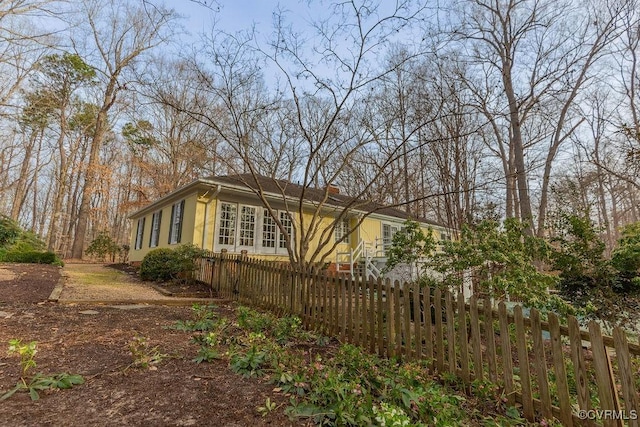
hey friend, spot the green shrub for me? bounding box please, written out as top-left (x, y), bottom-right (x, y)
top-left (86, 231), bottom-right (120, 261)
top-left (0, 250), bottom-right (61, 265)
top-left (0, 216), bottom-right (45, 252)
top-left (139, 248), bottom-right (175, 281)
top-left (0, 216), bottom-right (21, 248)
top-left (139, 244), bottom-right (206, 282)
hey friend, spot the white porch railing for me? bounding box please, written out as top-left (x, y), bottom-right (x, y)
top-left (336, 240), bottom-right (384, 280)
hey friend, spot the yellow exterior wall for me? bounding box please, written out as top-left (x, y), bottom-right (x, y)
top-left (130, 187), bottom-right (452, 264)
top-left (129, 193), bottom-right (199, 262)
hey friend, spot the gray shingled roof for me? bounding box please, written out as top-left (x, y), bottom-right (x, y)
top-left (205, 173), bottom-right (447, 228)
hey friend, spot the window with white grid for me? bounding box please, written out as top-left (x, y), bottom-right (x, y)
top-left (218, 202), bottom-right (236, 246)
top-left (262, 209), bottom-right (277, 248)
top-left (279, 211), bottom-right (292, 249)
top-left (239, 206), bottom-right (256, 246)
top-left (334, 218), bottom-right (350, 243)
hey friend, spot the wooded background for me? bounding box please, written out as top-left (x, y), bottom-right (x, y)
top-left (0, 0), bottom-right (639, 258)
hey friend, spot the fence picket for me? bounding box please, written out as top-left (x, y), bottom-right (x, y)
top-left (192, 254), bottom-right (639, 427)
top-left (457, 293), bottom-right (470, 384)
top-left (376, 277), bottom-right (384, 357)
top-left (469, 296), bottom-right (483, 381)
top-left (445, 290), bottom-right (456, 374)
top-left (393, 280), bottom-right (402, 358)
top-left (369, 277), bottom-right (376, 354)
top-left (424, 287), bottom-right (433, 363)
top-left (413, 282), bottom-right (423, 360)
top-left (548, 313), bottom-right (573, 427)
top-left (514, 305), bottom-right (534, 421)
top-left (589, 321), bottom-right (621, 427)
top-left (483, 297), bottom-right (498, 383)
top-left (613, 327), bottom-right (639, 427)
top-left (403, 282), bottom-right (412, 360)
top-left (434, 288), bottom-right (444, 371)
top-left (498, 302), bottom-right (514, 406)
top-left (530, 308), bottom-right (552, 420)
top-left (340, 274), bottom-right (347, 341)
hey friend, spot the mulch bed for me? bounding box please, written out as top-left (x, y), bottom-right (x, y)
top-left (0, 263), bottom-right (300, 426)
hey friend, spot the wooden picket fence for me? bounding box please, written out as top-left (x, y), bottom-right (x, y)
top-left (195, 253), bottom-right (640, 426)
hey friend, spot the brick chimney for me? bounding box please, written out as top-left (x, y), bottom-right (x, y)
top-left (327, 184), bottom-right (340, 194)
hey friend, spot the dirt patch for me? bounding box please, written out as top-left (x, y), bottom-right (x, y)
top-left (0, 268), bottom-right (17, 281)
top-left (0, 263), bottom-right (60, 304)
top-left (0, 263), bottom-right (300, 426)
top-left (59, 263), bottom-right (175, 302)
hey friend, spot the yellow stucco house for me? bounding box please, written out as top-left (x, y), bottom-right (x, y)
top-left (128, 174), bottom-right (452, 278)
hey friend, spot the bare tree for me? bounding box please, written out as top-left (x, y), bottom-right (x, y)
top-left (69, 0), bottom-right (177, 258)
top-left (453, 0), bottom-right (627, 235)
top-left (163, 1), bottom-right (448, 269)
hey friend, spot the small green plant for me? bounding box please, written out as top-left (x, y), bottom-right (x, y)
top-left (193, 346), bottom-right (220, 364)
top-left (128, 335), bottom-right (167, 369)
top-left (257, 397), bottom-right (278, 417)
top-left (273, 315), bottom-right (302, 344)
top-left (1, 339), bottom-right (84, 401)
top-left (372, 402), bottom-right (412, 426)
top-left (230, 346), bottom-right (268, 377)
top-left (237, 306), bottom-right (273, 333)
top-left (172, 304), bottom-right (218, 332)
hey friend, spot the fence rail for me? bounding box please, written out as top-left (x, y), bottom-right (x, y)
top-left (196, 253), bottom-right (639, 427)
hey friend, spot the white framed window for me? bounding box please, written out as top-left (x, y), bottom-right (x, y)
top-left (279, 211), bottom-right (293, 250)
top-left (218, 202), bottom-right (237, 246)
top-left (134, 217), bottom-right (145, 250)
top-left (382, 223), bottom-right (400, 254)
top-left (334, 218), bottom-right (350, 244)
top-left (214, 202), bottom-right (293, 254)
top-left (168, 200), bottom-right (185, 244)
top-left (149, 211), bottom-right (162, 248)
top-left (239, 206), bottom-right (256, 246)
top-left (262, 209), bottom-right (277, 248)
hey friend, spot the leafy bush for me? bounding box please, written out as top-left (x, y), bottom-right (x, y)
top-left (139, 248), bottom-right (178, 281)
top-left (0, 215), bottom-right (59, 265)
top-left (0, 250), bottom-right (62, 265)
top-left (86, 231), bottom-right (120, 261)
top-left (384, 220), bottom-right (436, 273)
top-left (611, 222), bottom-right (640, 292)
top-left (139, 244), bottom-right (205, 282)
top-left (0, 216), bottom-right (21, 248)
top-left (431, 218), bottom-right (558, 307)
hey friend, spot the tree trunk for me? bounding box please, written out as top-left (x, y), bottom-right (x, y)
top-left (70, 107), bottom-right (109, 258)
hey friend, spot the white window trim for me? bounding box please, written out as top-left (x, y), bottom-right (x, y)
top-left (381, 222), bottom-right (401, 254)
top-left (149, 211), bottom-right (162, 248)
top-left (214, 201), bottom-right (294, 255)
top-left (135, 217), bottom-right (145, 250)
top-left (334, 217), bottom-right (351, 244)
top-left (237, 205), bottom-right (257, 249)
top-left (168, 200), bottom-right (185, 245)
top-left (215, 201), bottom-right (237, 252)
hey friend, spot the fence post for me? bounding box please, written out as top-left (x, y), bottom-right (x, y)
top-left (589, 321), bottom-right (622, 427)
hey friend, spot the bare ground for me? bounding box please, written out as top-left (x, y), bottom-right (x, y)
top-left (0, 263), bottom-right (299, 427)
